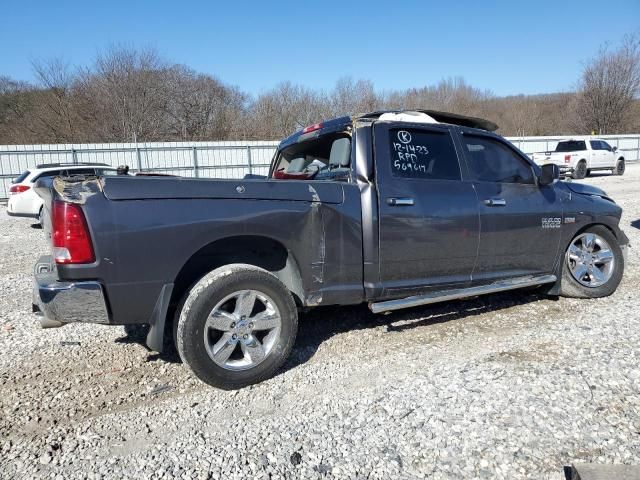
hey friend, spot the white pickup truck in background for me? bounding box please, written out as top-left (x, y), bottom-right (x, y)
top-left (531, 138), bottom-right (625, 179)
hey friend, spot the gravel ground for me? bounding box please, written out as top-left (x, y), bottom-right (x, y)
top-left (1, 166), bottom-right (639, 480)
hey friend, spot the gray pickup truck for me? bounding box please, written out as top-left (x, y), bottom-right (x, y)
top-left (33, 110), bottom-right (629, 389)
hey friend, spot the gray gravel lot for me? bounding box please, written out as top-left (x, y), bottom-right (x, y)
top-left (1, 166), bottom-right (639, 479)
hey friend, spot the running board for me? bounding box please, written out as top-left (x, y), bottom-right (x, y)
top-left (369, 275), bottom-right (557, 314)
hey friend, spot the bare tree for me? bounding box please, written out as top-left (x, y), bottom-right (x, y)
top-left (249, 82), bottom-right (328, 139)
top-left (75, 46), bottom-right (171, 142)
top-left (163, 65), bottom-right (247, 140)
top-left (329, 77), bottom-right (378, 117)
top-left (576, 34), bottom-right (640, 134)
top-left (30, 58), bottom-right (81, 142)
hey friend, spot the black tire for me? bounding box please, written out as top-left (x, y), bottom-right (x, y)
top-left (613, 159), bottom-right (625, 176)
top-left (176, 264), bottom-right (298, 389)
top-left (560, 225), bottom-right (624, 299)
top-left (572, 160), bottom-right (587, 179)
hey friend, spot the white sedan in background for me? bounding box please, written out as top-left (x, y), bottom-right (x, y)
top-left (7, 163), bottom-right (119, 223)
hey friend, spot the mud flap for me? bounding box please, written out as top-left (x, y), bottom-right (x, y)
top-left (145, 283), bottom-right (174, 352)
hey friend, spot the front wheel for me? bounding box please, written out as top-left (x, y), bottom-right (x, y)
top-left (176, 264), bottom-right (298, 389)
top-left (560, 226), bottom-right (624, 298)
top-left (613, 159), bottom-right (625, 176)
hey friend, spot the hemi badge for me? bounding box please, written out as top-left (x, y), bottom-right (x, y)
top-left (564, 217), bottom-right (576, 224)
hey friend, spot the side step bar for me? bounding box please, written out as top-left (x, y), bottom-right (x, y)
top-left (369, 274), bottom-right (557, 314)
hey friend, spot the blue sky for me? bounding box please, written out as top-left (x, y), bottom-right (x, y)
top-left (1, 0), bottom-right (639, 97)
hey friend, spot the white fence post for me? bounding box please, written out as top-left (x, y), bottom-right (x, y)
top-left (246, 146), bottom-right (253, 175)
top-left (192, 147), bottom-right (199, 178)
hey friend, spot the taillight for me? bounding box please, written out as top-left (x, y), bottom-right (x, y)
top-left (564, 155), bottom-right (571, 163)
top-left (52, 201), bottom-right (95, 264)
top-left (9, 184), bottom-right (30, 195)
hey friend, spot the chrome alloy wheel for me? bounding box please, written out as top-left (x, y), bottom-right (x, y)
top-left (566, 233), bottom-right (615, 288)
top-left (204, 289), bottom-right (281, 371)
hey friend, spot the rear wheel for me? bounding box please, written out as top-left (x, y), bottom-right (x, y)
top-left (572, 160), bottom-right (587, 179)
top-left (613, 159), bottom-right (625, 176)
top-left (560, 226), bottom-right (623, 298)
top-left (176, 264), bottom-right (298, 389)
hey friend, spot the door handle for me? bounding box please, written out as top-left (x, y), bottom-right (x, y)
top-left (386, 197), bottom-right (414, 206)
top-left (484, 198), bottom-right (506, 207)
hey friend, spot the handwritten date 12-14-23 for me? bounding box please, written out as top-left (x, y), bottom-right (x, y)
top-left (392, 141), bottom-right (430, 173)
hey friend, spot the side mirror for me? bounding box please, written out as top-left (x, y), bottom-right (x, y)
top-left (539, 163), bottom-right (559, 186)
top-left (612, 146), bottom-right (618, 152)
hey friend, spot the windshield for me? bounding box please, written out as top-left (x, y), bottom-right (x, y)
top-left (555, 140), bottom-right (586, 152)
top-left (12, 170), bottom-right (31, 184)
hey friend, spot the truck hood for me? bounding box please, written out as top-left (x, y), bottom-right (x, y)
top-left (562, 181), bottom-right (612, 200)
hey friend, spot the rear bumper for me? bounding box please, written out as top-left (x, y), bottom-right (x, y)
top-left (7, 193), bottom-right (40, 217)
top-left (7, 210), bottom-right (38, 219)
top-left (32, 255), bottom-right (110, 326)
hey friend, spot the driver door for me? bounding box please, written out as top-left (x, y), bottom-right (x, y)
top-left (457, 130), bottom-right (563, 282)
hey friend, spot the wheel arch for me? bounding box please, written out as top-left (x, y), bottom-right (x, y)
top-left (546, 221), bottom-right (621, 296)
top-left (568, 222), bottom-right (621, 246)
top-left (169, 235), bottom-right (305, 314)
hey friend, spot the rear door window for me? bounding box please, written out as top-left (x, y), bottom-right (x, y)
top-left (33, 170), bottom-right (63, 181)
top-left (590, 140), bottom-right (603, 150)
top-left (388, 128), bottom-right (460, 180)
top-left (13, 170), bottom-right (31, 184)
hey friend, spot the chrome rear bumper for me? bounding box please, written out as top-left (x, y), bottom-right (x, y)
top-left (32, 255), bottom-right (109, 327)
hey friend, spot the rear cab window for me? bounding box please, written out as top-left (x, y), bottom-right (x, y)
top-left (555, 140), bottom-right (586, 152)
top-left (388, 128), bottom-right (460, 180)
top-left (272, 132), bottom-right (352, 182)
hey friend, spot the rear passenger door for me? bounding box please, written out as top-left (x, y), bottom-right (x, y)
top-left (374, 123), bottom-right (479, 298)
top-left (457, 130), bottom-right (562, 282)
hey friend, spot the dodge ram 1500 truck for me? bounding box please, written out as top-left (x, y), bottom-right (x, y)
top-left (530, 138), bottom-right (626, 179)
top-left (32, 110), bottom-right (630, 389)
